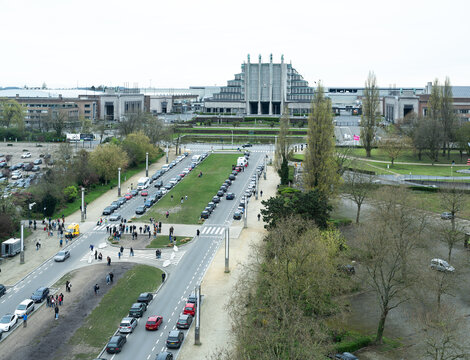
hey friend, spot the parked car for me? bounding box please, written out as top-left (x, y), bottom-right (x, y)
top-left (144, 200), bottom-right (153, 208)
top-left (54, 250), bottom-right (71, 262)
top-left (119, 316), bottom-right (138, 333)
top-left (141, 190), bottom-right (148, 196)
top-left (11, 172), bottom-right (22, 180)
top-left (242, 143), bottom-right (252, 148)
top-left (109, 213), bottom-right (122, 221)
top-left (145, 315), bottom-right (163, 330)
top-left (229, 174), bottom-right (236, 181)
top-left (441, 212), bottom-right (454, 220)
top-left (129, 302), bottom-right (147, 317)
top-left (14, 299), bottom-right (35, 317)
top-left (183, 303), bottom-right (196, 317)
top-left (226, 193), bottom-right (235, 200)
top-left (156, 352), bottom-right (173, 360)
top-left (0, 314), bottom-right (17, 332)
top-left (135, 206), bottom-right (146, 215)
top-left (176, 314), bottom-right (193, 329)
top-left (207, 202), bottom-right (217, 212)
top-left (154, 180), bottom-right (163, 188)
top-left (212, 196), bottom-right (220, 203)
top-left (102, 206), bottom-right (114, 215)
top-left (164, 183), bottom-right (173, 190)
top-left (10, 163), bottom-right (24, 171)
top-left (431, 258), bottom-right (455, 273)
top-left (216, 190), bottom-right (224, 197)
top-left (117, 197), bottom-right (127, 206)
top-left (31, 165), bottom-right (40, 172)
top-left (130, 189), bottom-right (139, 196)
top-left (124, 193), bottom-right (133, 200)
top-left (220, 185), bottom-right (228, 192)
top-left (111, 201), bottom-right (120, 209)
top-left (200, 210), bottom-right (210, 219)
top-left (224, 179), bottom-right (232, 186)
top-left (31, 287), bottom-right (49, 302)
top-left (233, 211), bottom-right (242, 220)
top-left (24, 163), bottom-right (34, 171)
top-left (33, 159), bottom-right (42, 165)
top-left (231, 170), bottom-right (238, 176)
top-left (333, 353), bottom-right (358, 360)
top-left (106, 335), bottom-right (127, 354)
top-left (0, 285), bottom-right (6, 297)
top-left (166, 330), bottom-right (184, 349)
top-left (137, 292), bottom-right (153, 304)
top-left (21, 152), bottom-right (32, 158)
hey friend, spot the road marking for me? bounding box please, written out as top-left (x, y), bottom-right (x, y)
top-left (160, 332), bottom-right (163, 337)
top-left (164, 325), bottom-right (167, 329)
top-left (152, 346), bottom-right (155, 352)
top-left (171, 312), bottom-right (174, 316)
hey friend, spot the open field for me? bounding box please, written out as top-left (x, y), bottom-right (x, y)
top-left (146, 235), bottom-right (190, 248)
top-left (143, 154), bottom-right (240, 224)
top-left (349, 148), bottom-right (468, 164)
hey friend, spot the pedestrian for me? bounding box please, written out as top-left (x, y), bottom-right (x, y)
top-left (109, 272), bottom-right (114, 282)
top-left (59, 239), bottom-right (63, 247)
top-left (185, 195), bottom-right (188, 201)
top-left (118, 251), bottom-right (121, 260)
top-left (51, 296), bottom-right (55, 308)
top-left (197, 229), bottom-right (200, 237)
top-left (94, 283), bottom-right (99, 295)
top-left (36, 241), bottom-right (40, 251)
top-left (148, 230), bottom-right (151, 239)
top-left (139, 226), bottom-right (142, 234)
top-left (260, 190), bottom-right (263, 197)
top-left (156, 249), bottom-right (160, 259)
top-left (107, 256), bottom-right (111, 266)
top-left (33, 220), bottom-right (37, 230)
top-left (166, 211), bottom-right (169, 219)
top-left (95, 250), bottom-right (98, 260)
top-left (130, 247), bottom-right (134, 256)
top-left (120, 246), bottom-right (124, 254)
top-left (106, 225), bottom-right (109, 233)
top-left (90, 244), bottom-right (94, 252)
top-left (23, 313), bottom-right (27, 327)
top-left (65, 281), bottom-right (71, 292)
top-left (54, 305), bottom-right (59, 320)
top-left (161, 273), bottom-right (166, 283)
top-left (46, 295), bottom-right (51, 307)
top-left (181, 197), bottom-right (184, 204)
top-left (59, 293), bottom-right (63, 305)
top-left (98, 253), bottom-right (103, 261)
top-left (106, 274), bottom-right (110, 285)
top-left (257, 213), bottom-right (261, 221)
top-left (171, 195), bottom-right (173, 201)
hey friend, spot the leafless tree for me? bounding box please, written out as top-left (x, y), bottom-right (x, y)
top-left (343, 166), bottom-right (375, 224)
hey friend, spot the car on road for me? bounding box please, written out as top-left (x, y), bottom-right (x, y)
top-left (124, 193), bottom-right (133, 200)
top-left (233, 211), bottom-right (242, 220)
top-left (129, 302), bottom-right (147, 317)
top-left (145, 315), bottom-right (163, 330)
top-left (0, 285), bottom-right (6, 297)
top-left (231, 170), bottom-right (238, 176)
top-left (102, 206), bottom-right (114, 215)
top-left (212, 196), bottom-right (220, 203)
top-left (154, 180), bottom-right (163, 188)
top-left (54, 250), bottom-right (71, 262)
top-left (204, 206), bottom-right (213, 214)
top-left (137, 292), bottom-right (153, 304)
top-left (106, 335), bottom-right (127, 354)
top-left (144, 199), bottom-right (153, 208)
top-left (135, 206), bottom-right (146, 215)
top-left (179, 172), bottom-right (186, 178)
top-left (176, 314), bottom-right (193, 329)
top-left (242, 143), bottom-right (252, 148)
top-left (130, 189), bottom-right (139, 197)
top-left (431, 258), bottom-right (455, 273)
top-left (119, 316), bottom-right (138, 333)
top-left (183, 302), bottom-right (196, 316)
top-left (219, 185), bottom-right (228, 192)
top-left (166, 330), bottom-right (184, 349)
top-left (141, 190), bottom-right (148, 196)
top-left (200, 210), bottom-right (210, 219)
top-left (0, 314), bottom-right (18, 332)
top-left (117, 197), bottom-right (127, 206)
top-left (109, 213), bottom-right (122, 221)
top-left (207, 202), bottom-right (217, 212)
top-left (33, 159), bottom-right (42, 165)
top-left (164, 183), bottom-right (173, 190)
top-left (229, 174), bottom-right (236, 181)
top-left (441, 212), bottom-right (454, 220)
top-left (217, 190), bottom-right (224, 197)
top-left (31, 165), bottom-right (40, 172)
top-left (31, 287), bottom-right (49, 302)
top-left (226, 192), bottom-right (235, 200)
top-left (21, 152), bottom-right (32, 158)
top-left (156, 351), bottom-right (173, 360)
top-left (14, 299), bottom-right (35, 317)
top-left (110, 201), bottom-right (120, 210)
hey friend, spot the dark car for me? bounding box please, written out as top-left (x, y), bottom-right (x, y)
top-left (10, 163), bottom-right (24, 171)
top-left (31, 165), bottom-right (40, 172)
top-left (24, 163), bottom-right (34, 171)
top-left (229, 174), bottom-right (236, 181)
top-left (441, 212), bottom-right (454, 220)
top-left (212, 196), bottom-right (220, 203)
top-left (244, 151), bottom-right (250, 157)
top-left (102, 206), bottom-right (114, 215)
top-left (130, 189), bottom-right (139, 197)
top-left (0, 285), bottom-right (6, 297)
top-left (155, 190), bottom-right (163, 199)
top-left (176, 314), bottom-right (193, 329)
top-left (109, 203), bottom-right (118, 212)
top-left (226, 193), bottom-right (235, 200)
top-left (149, 194), bottom-right (158, 203)
top-left (201, 210), bottom-right (210, 219)
top-left (137, 292), bottom-right (153, 304)
top-left (144, 200), bottom-right (153, 208)
top-left (156, 351), bottom-right (173, 360)
top-left (111, 201), bottom-right (120, 209)
top-left (219, 185), bottom-right (228, 192)
top-left (31, 287), bottom-right (49, 303)
top-left (231, 170), bottom-right (238, 176)
top-left (233, 211), bottom-right (242, 220)
top-left (117, 197), bottom-right (127, 206)
top-left (165, 183), bottom-right (173, 190)
top-left (106, 335), bottom-right (127, 354)
top-left (154, 180), bottom-right (163, 188)
top-left (166, 330), bottom-right (184, 349)
top-left (33, 159), bottom-right (42, 165)
top-left (135, 206), bottom-right (146, 215)
top-left (187, 292), bottom-right (197, 304)
top-left (242, 143), bottom-right (252, 148)
top-left (224, 179), bottom-right (232, 186)
top-left (129, 302), bottom-right (147, 317)
top-left (204, 206), bottom-right (213, 214)
top-left (207, 202), bottom-right (216, 211)
top-left (217, 190), bottom-right (224, 197)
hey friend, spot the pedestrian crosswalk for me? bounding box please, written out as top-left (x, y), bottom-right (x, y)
top-left (79, 247), bottom-right (186, 266)
top-left (200, 226), bottom-right (226, 236)
top-left (93, 223), bottom-right (108, 231)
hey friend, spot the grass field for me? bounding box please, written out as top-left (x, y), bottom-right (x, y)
top-left (70, 264), bottom-right (162, 348)
top-left (142, 154), bottom-right (240, 224)
top-left (145, 235), bottom-right (190, 248)
top-left (349, 148), bottom-right (468, 164)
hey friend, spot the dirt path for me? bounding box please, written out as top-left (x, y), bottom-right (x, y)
top-left (0, 263), bottom-right (136, 360)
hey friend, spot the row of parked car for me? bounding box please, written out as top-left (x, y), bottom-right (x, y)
top-left (233, 163), bottom-right (264, 220)
top-left (105, 291), bottom-right (199, 359)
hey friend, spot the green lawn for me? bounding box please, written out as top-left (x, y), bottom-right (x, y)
top-left (349, 148), bottom-right (468, 165)
top-left (70, 265), bottom-right (162, 352)
top-left (142, 153), bottom-right (240, 224)
top-left (146, 235), bottom-right (190, 248)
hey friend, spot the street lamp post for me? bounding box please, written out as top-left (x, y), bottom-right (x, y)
top-left (231, 130), bottom-right (234, 148)
top-left (165, 144), bottom-right (169, 164)
top-left (255, 174), bottom-right (258, 200)
top-left (194, 284), bottom-right (202, 345)
top-left (225, 225), bottom-right (230, 273)
top-left (81, 187), bottom-right (85, 222)
top-left (244, 195), bottom-right (248, 228)
top-left (20, 224), bottom-right (25, 264)
top-left (264, 155), bottom-right (267, 180)
top-left (118, 168), bottom-right (121, 197)
top-left (145, 152), bottom-right (149, 177)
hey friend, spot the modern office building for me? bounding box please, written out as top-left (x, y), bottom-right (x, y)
top-left (99, 88), bottom-right (145, 121)
top-left (204, 54), bottom-right (316, 116)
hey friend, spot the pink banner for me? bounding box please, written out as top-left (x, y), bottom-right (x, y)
top-left (353, 135), bottom-right (360, 141)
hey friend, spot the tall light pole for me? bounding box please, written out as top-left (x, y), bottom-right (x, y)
top-left (231, 130), bottom-right (234, 148)
top-left (118, 168), bottom-right (121, 197)
top-left (145, 152), bottom-right (149, 177)
top-left (20, 224), bottom-right (25, 264)
top-left (225, 224), bottom-right (230, 273)
top-left (81, 187), bottom-right (85, 222)
top-left (255, 173), bottom-right (259, 200)
top-left (194, 284), bottom-right (202, 345)
top-left (165, 144), bottom-right (169, 164)
top-left (243, 195), bottom-right (248, 228)
top-left (264, 155), bottom-right (267, 180)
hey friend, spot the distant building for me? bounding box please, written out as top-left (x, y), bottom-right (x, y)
top-left (99, 88), bottom-right (145, 121)
top-left (204, 54), bottom-right (316, 116)
top-left (419, 82), bottom-right (470, 121)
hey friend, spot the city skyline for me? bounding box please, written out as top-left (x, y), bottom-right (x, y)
top-left (1, 0), bottom-right (469, 89)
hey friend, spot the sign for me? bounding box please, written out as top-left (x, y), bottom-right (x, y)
top-left (353, 135), bottom-right (360, 141)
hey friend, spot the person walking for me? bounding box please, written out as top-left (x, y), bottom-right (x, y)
top-left (107, 256), bottom-right (111, 266)
top-left (46, 295), bottom-right (51, 307)
top-left (166, 211), bottom-right (169, 219)
top-left (90, 244), bottom-right (94, 252)
top-left (94, 250), bottom-right (98, 260)
top-left (185, 195), bottom-right (188, 201)
top-left (51, 296), bottom-right (55, 308)
top-left (59, 293), bottom-right (64, 305)
top-left (54, 306), bottom-right (59, 320)
top-left (130, 247), bottom-right (134, 256)
top-left (109, 272), bottom-right (114, 283)
top-left (260, 190), bottom-right (263, 197)
top-left (257, 213), bottom-right (261, 221)
top-left (106, 274), bottom-right (110, 285)
top-left (66, 281), bottom-right (71, 292)
top-left (94, 284), bottom-right (99, 295)
top-left (23, 313), bottom-right (27, 327)
top-left (161, 273), bottom-right (166, 283)
top-left (118, 251), bottom-right (121, 260)
top-left (196, 229), bottom-right (200, 237)
top-left (120, 246), bottom-right (124, 254)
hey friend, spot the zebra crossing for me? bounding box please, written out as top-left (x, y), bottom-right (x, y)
top-left (79, 247), bottom-right (186, 266)
top-left (200, 225), bottom-right (226, 236)
top-left (93, 223), bottom-right (108, 231)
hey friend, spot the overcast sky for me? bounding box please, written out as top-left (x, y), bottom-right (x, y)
top-left (1, 0), bottom-right (469, 89)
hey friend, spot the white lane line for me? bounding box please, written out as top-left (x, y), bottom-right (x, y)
top-left (171, 312), bottom-right (174, 316)
top-left (160, 332), bottom-right (163, 337)
top-left (210, 227), bottom-right (217, 234)
top-left (152, 346), bottom-right (155, 352)
top-left (174, 306), bottom-right (178, 311)
top-left (164, 325), bottom-right (167, 329)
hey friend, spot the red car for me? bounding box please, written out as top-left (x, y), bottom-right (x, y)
top-left (124, 193), bottom-right (132, 200)
top-left (235, 166), bottom-right (243, 172)
top-left (183, 303), bottom-right (196, 317)
top-left (145, 315), bottom-right (163, 330)
top-left (141, 190), bottom-right (148, 196)
top-left (179, 173), bottom-right (185, 178)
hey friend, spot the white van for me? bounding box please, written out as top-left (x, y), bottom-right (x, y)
top-left (192, 155), bottom-right (201, 163)
top-left (15, 299), bottom-right (35, 316)
top-left (161, 165), bottom-right (169, 172)
top-left (137, 177), bottom-right (150, 190)
top-left (430, 258), bottom-right (455, 273)
top-left (237, 157), bottom-right (248, 167)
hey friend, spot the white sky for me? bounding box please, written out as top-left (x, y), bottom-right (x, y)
top-left (1, 0), bottom-right (469, 89)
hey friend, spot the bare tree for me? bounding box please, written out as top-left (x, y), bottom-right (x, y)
top-left (440, 187), bottom-right (465, 232)
top-left (378, 131), bottom-right (410, 166)
top-left (438, 223), bottom-right (463, 263)
top-left (343, 166), bottom-right (375, 224)
top-left (360, 72), bottom-right (380, 158)
top-left (441, 77), bottom-right (456, 159)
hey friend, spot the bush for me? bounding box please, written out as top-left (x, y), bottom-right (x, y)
top-left (335, 334), bottom-right (372, 353)
top-left (63, 185), bottom-right (79, 203)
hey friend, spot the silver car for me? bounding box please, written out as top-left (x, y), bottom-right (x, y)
top-left (54, 250), bottom-right (71, 262)
top-left (119, 316), bottom-right (137, 333)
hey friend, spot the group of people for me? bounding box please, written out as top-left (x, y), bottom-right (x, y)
top-left (46, 293), bottom-right (64, 308)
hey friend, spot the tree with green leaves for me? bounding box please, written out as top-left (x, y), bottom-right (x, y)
top-left (360, 72), bottom-right (380, 158)
top-left (121, 131), bottom-right (158, 167)
top-left (426, 80), bottom-right (444, 163)
top-left (441, 77), bottom-right (456, 159)
top-left (274, 105), bottom-right (290, 171)
top-left (0, 99), bottom-right (25, 130)
top-left (89, 143), bottom-right (129, 184)
top-left (455, 122), bottom-right (470, 161)
top-left (378, 127), bottom-right (410, 166)
top-left (50, 111), bottom-right (68, 137)
top-left (304, 83), bottom-right (340, 196)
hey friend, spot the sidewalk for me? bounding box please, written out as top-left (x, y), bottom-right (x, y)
top-left (0, 149), bottom-right (178, 287)
top-left (178, 165), bottom-right (279, 359)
